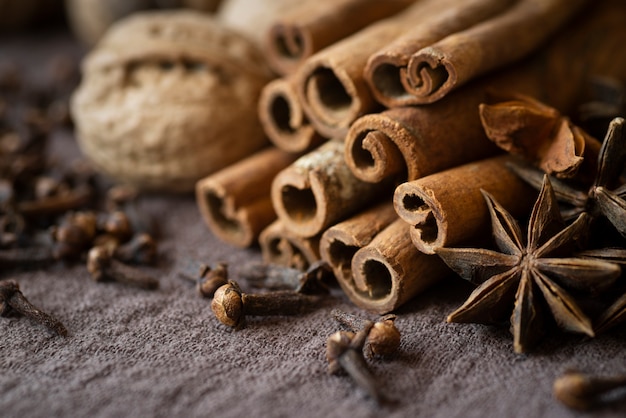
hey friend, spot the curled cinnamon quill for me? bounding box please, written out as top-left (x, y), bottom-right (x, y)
top-left (196, 147), bottom-right (299, 248)
top-left (258, 76), bottom-right (324, 153)
top-left (264, 0), bottom-right (413, 75)
top-left (404, 0), bottom-right (589, 104)
top-left (365, 0), bottom-right (512, 108)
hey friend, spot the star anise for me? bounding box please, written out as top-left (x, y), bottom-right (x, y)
top-left (575, 247), bottom-right (626, 334)
top-left (508, 117), bottom-right (626, 236)
top-left (594, 292), bottom-right (626, 334)
top-left (435, 175), bottom-right (621, 353)
top-left (576, 76), bottom-right (625, 140)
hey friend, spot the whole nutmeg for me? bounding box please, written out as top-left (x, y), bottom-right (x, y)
top-left (211, 281), bottom-right (244, 328)
top-left (65, 0), bottom-right (153, 45)
top-left (71, 10), bottom-right (272, 192)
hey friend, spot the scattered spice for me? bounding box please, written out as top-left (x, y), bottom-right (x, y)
top-left (507, 117), bottom-right (626, 231)
top-left (240, 259), bottom-right (333, 294)
top-left (577, 76), bottom-right (625, 140)
top-left (87, 246), bottom-right (159, 290)
top-left (326, 325), bottom-right (389, 405)
top-left (553, 369), bottom-right (626, 410)
top-left (331, 309), bottom-right (401, 358)
top-left (177, 261), bottom-right (229, 298)
top-left (479, 92), bottom-right (599, 179)
top-left (436, 175), bottom-right (621, 353)
top-left (594, 292), bottom-right (626, 335)
top-left (211, 280), bottom-right (322, 329)
top-left (112, 232), bottom-right (157, 266)
top-left (0, 279), bottom-right (68, 336)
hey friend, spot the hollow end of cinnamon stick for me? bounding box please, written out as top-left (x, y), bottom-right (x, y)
top-left (196, 182), bottom-right (248, 247)
top-left (345, 113), bottom-right (413, 184)
top-left (365, 53), bottom-right (415, 108)
top-left (320, 202), bottom-right (398, 286)
top-left (346, 219), bottom-right (450, 314)
top-left (393, 182), bottom-right (446, 255)
top-left (195, 147), bottom-right (298, 248)
top-left (271, 140), bottom-right (389, 238)
top-left (259, 220), bottom-right (321, 270)
top-left (393, 155), bottom-right (537, 254)
top-left (404, 48), bottom-right (454, 105)
top-left (258, 78), bottom-right (324, 153)
top-left (298, 62), bottom-right (364, 139)
top-left (266, 23), bottom-right (313, 75)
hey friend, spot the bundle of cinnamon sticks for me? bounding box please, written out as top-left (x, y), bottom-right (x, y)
top-left (195, 0), bottom-right (626, 314)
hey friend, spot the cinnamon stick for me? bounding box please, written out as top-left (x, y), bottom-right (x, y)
top-left (393, 155), bottom-right (536, 255)
top-left (271, 140), bottom-right (391, 238)
top-left (258, 219), bottom-right (321, 270)
top-left (264, 0), bottom-right (414, 75)
top-left (346, 0), bottom-right (626, 185)
top-left (216, 0), bottom-right (303, 47)
top-left (294, 0), bottom-right (457, 139)
top-left (365, 0), bottom-right (512, 108)
top-left (258, 76), bottom-right (324, 153)
top-left (404, 0), bottom-right (588, 105)
top-left (319, 202), bottom-right (397, 287)
top-left (196, 147), bottom-right (299, 248)
top-left (344, 96), bottom-right (500, 184)
top-left (348, 219), bottom-right (450, 314)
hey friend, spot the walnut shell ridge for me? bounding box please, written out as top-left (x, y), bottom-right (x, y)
top-left (71, 10), bottom-right (272, 192)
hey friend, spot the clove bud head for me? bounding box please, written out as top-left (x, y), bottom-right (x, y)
top-left (366, 317), bottom-right (401, 358)
top-left (553, 370), bottom-right (626, 410)
top-left (326, 330), bottom-right (354, 374)
top-left (211, 281), bottom-right (244, 328)
top-left (86, 246), bottom-right (111, 282)
top-left (197, 262), bottom-right (228, 297)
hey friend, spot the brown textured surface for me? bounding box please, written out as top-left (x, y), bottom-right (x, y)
top-left (2, 26), bottom-right (626, 418)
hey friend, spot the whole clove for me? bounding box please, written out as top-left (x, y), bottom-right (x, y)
top-left (17, 184), bottom-right (93, 218)
top-left (325, 325), bottom-right (389, 405)
top-left (177, 260), bottom-right (229, 298)
top-left (553, 369), bottom-right (626, 410)
top-left (113, 232), bottom-right (157, 266)
top-left (211, 280), bottom-right (322, 329)
top-left (331, 309), bottom-right (401, 358)
top-left (96, 210), bottom-right (133, 242)
top-left (87, 246), bottom-right (159, 290)
top-left (0, 279), bottom-right (68, 336)
top-left (0, 246), bottom-right (55, 269)
top-left (239, 259), bottom-right (333, 294)
top-left (50, 211), bottom-right (98, 260)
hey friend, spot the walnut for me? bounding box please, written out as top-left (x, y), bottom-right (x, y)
top-left (71, 10), bottom-right (272, 192)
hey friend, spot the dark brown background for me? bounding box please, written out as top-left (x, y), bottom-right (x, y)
top-left (1, 23), bottom-right (625, 418)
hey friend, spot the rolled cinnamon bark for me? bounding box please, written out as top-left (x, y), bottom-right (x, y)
top-left (264, 0), bottom-right (414, 75)
top-left (348, 219), bottom-right (450, 314)
top-left (258, 219), bottom-right (320, 270)
top-left (403, 0), bottom-right (589, 104)
top-left (346, 0), bottom-right (626, 185)
top-left (258, 76), bottom-right (324, 153)
top-left (344, 94), bottom-right (501, 184)
top-left (393, 155), bottom-right (536, 255)
top-left (404, 0), bottom-right (588, 105)
top-left (216, 0), bottom-right (302, 47)
top-left (295, 0), bottom-right (455, 139)
top-left (271, 140), bottom-right (392, 238)
top-left (365, 0), bottom-right (512, 108)
top-left (319, 202), bottom-right (397, 287)
top-left (195, 147), bottom-right (299, 248)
